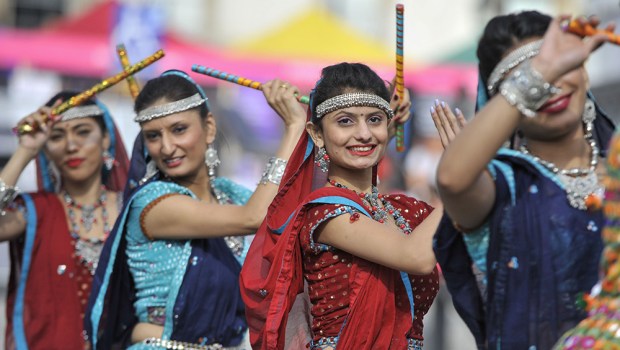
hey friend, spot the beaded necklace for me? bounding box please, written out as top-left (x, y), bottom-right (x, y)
top-left (328, 178), bottom-right (412, 234)
top-left (62, 187), bottom-right (110, 274)
top-left (519, 137), bottom-right (602, 210)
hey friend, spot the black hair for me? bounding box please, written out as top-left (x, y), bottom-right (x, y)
top-left (135, 73), bottom-right (209, 119)
top-left (477, 11), bottom-right (551, 88)
top-left (311, 62), bottom-right (391, 125)
top-left (45, 91), bottom-right (107, 133)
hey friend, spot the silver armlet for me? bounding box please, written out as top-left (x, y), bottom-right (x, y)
top-left (0, 178), bottom-right (19, 216)
top-left (260, 157), bottom-right (287, 185)
top-left (498, 60), bottom-right (560, 118)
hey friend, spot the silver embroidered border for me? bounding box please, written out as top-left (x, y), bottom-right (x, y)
top-left (315, 93), bottom-right (394, 119)
top-left (60, 105), bottom-right (104, 122)
top-left (487, 39), bottom-right (543, 95)
top-left (134, 93), bottom-right (207, 123)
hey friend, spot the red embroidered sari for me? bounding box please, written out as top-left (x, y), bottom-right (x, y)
top-left (240, 126), bottom-right (438, 349)
top-left (6, 193), bottom-right (93, 349)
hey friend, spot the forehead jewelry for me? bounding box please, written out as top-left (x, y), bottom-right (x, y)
top-left (487, 39), bottom-right (543, 95)
top-left (134, 93), bottom-right (208, 123)
top-left (315, 92), bottom-right (394, 120)
top-left (59, 105), bottom-right (104, 122)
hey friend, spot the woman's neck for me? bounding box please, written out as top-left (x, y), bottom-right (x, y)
top-left (62, 175), bottom-right (104, 203)
top-left (327, 167), bottom-right (374, 193)
top-left (172, 165), bottom-right (214, 202)
top-left (524, 130), bottom-right (592, 170)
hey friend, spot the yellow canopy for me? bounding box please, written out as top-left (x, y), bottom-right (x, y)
top-left (232, 7), bottom-right (393, 65)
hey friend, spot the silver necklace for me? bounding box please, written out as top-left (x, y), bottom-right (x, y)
top-left (210, 185), bottom-right (245, 258)
top-left (519, 138), bottom-right (602, 210)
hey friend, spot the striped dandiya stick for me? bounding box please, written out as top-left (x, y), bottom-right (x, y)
top-left (15, 49), bottom-right (165, 135)
top-left (116, 44), bottom-right (141, 99)
top-left (395, 4), bottom-right (406, 152)
top-left (564, 19), bottom-right (620, 45)
top-left (191, 65), bottom-right (310, 105)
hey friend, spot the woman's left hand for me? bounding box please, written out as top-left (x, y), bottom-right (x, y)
top-left (388, 88), bottom-right (412, 140)
top-left (430, 99), bottom-right (467, 149)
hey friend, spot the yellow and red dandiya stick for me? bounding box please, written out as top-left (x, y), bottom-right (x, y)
top-left (15, 49), bottom-right (165, 135)
top-left (191, 65), bottom-right (310, 105)
top-left (116, 44), bottom-right (141, 99)
top-left (564, 19), bottom-right (620, 45)
top-left (395, 4), bottom-right (406, 152)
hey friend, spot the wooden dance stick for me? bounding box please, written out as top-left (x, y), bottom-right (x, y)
top-left (191, 65), bottom-right (310, 105)
top-left (394, 4), bottom-right (406, 152)
top-left (564, 19), bottom-right (620, 45)
top-left (116, 44), bottom-right (141, 99)
top-left (15, 49), bottom-right (165, 135)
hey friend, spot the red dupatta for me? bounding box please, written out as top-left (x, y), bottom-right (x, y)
top-left (240, 121), bottom-right (411, 349)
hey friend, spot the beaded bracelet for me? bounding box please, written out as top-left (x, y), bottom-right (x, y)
top-left (0, 178), bottom-right (19, 217)
top-left (260, 157), bottom-right (287, 185)
top-left (139, 193), bottom-right (179, 240)
top-left (498, 60), bottom-right (560, 118)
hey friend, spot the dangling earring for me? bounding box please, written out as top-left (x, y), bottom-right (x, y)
top-left (205, 143), bottom-right (220, 180)
top-left (102, 150), bottom-right (114, 171)
top-left (315, 147), bottom-right (330, 173)
top-left (139, 160), bottom-right (159, 185)
top-left (582, 98), bottom-right (596, 138)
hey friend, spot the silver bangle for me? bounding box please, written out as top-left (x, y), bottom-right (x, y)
top-left (0, 178), bottom-right (19, 216)
top-left (142, 337), bottom-right (223, 350)
top-left (498, 60), bottom-right (560, 118)
top-left (260, 157), bottom-right (287, 185)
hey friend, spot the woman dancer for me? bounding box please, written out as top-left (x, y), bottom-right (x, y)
top-left (0, 92), bottom-right (129, 349)
top-left (87, 70), bottom-right (306, 349)
top-left (434, 12), bottom-right (616, 349)
top-left (240, 62), bottom-right (440, 350)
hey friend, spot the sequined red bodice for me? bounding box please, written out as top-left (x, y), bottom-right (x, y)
top-left (299, 195), bottom-right (439, 342)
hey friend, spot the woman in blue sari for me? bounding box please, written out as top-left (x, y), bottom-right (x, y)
top-left (86, 70), bottom-right (306, 349)
top-left (434, 12), bottom-right (616, 349)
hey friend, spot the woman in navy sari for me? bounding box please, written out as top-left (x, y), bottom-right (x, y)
top-left (434, 12), bottom-right (616, 349)
top-left (86, 70), bottom-right (306, 349)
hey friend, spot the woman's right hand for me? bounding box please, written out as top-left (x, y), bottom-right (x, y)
top-left (262, 79), bottom-right (308, 129)
top-left (17, 106), bottom-right (53, 157)
top-left (534, 15), bottom-right (615, 83)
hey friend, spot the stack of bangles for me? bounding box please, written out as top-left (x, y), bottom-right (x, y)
top-left (0, 178), bottom-right (19, 216)
top-left (260, 157), bottom-right (287, 185)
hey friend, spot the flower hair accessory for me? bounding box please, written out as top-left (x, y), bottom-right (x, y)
top-left (134, 93), bottom-right (208, 123)
top-left (315, 93), bottom-right (394, 119)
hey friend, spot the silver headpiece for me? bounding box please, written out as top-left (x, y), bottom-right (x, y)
top-left (487, 39), bottom-right (543, 95)
top-left (60, 105), bottom-right (104, 122)
top-left (315, 93), bottom-right (394, 120)
top-left (134, 93), bottom-right (207, 123)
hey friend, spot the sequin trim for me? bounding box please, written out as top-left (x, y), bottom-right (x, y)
top-left (139, 193), bottom-right (179, 240)
top-left (310, 336), bottom-right (338, 349)
top-left (135, 93), bottom-right (208, 123)
top-left (308, 206), bottom-right (357, 254)
top-left (408, 338), bottom-right (424, 350)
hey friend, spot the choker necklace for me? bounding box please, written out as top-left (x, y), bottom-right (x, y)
top-left (328, 178), bottom-right (412, 234)
top-left (62, 187), bottom-right (110, 274)
top-left (519, 138), bottom-right (602, 210)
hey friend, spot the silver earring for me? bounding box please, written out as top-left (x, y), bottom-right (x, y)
top-left (582, 98), bottom-right (596, 137)
top-left (205, 144), bottom-right (220, 180)
top-left (315, 147), bottom-right (330, 173)
top-left (102, 150), bottom-right (114, 171)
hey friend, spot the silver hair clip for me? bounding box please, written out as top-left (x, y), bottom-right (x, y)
top-left (487, 39), bottom-right (543, 95)
top-left (60, 105), bottom-right (104, 121)
top-left (315, 93), bottom-right (394, 119)
top-left (134, 93), bottom-right (207, 123)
